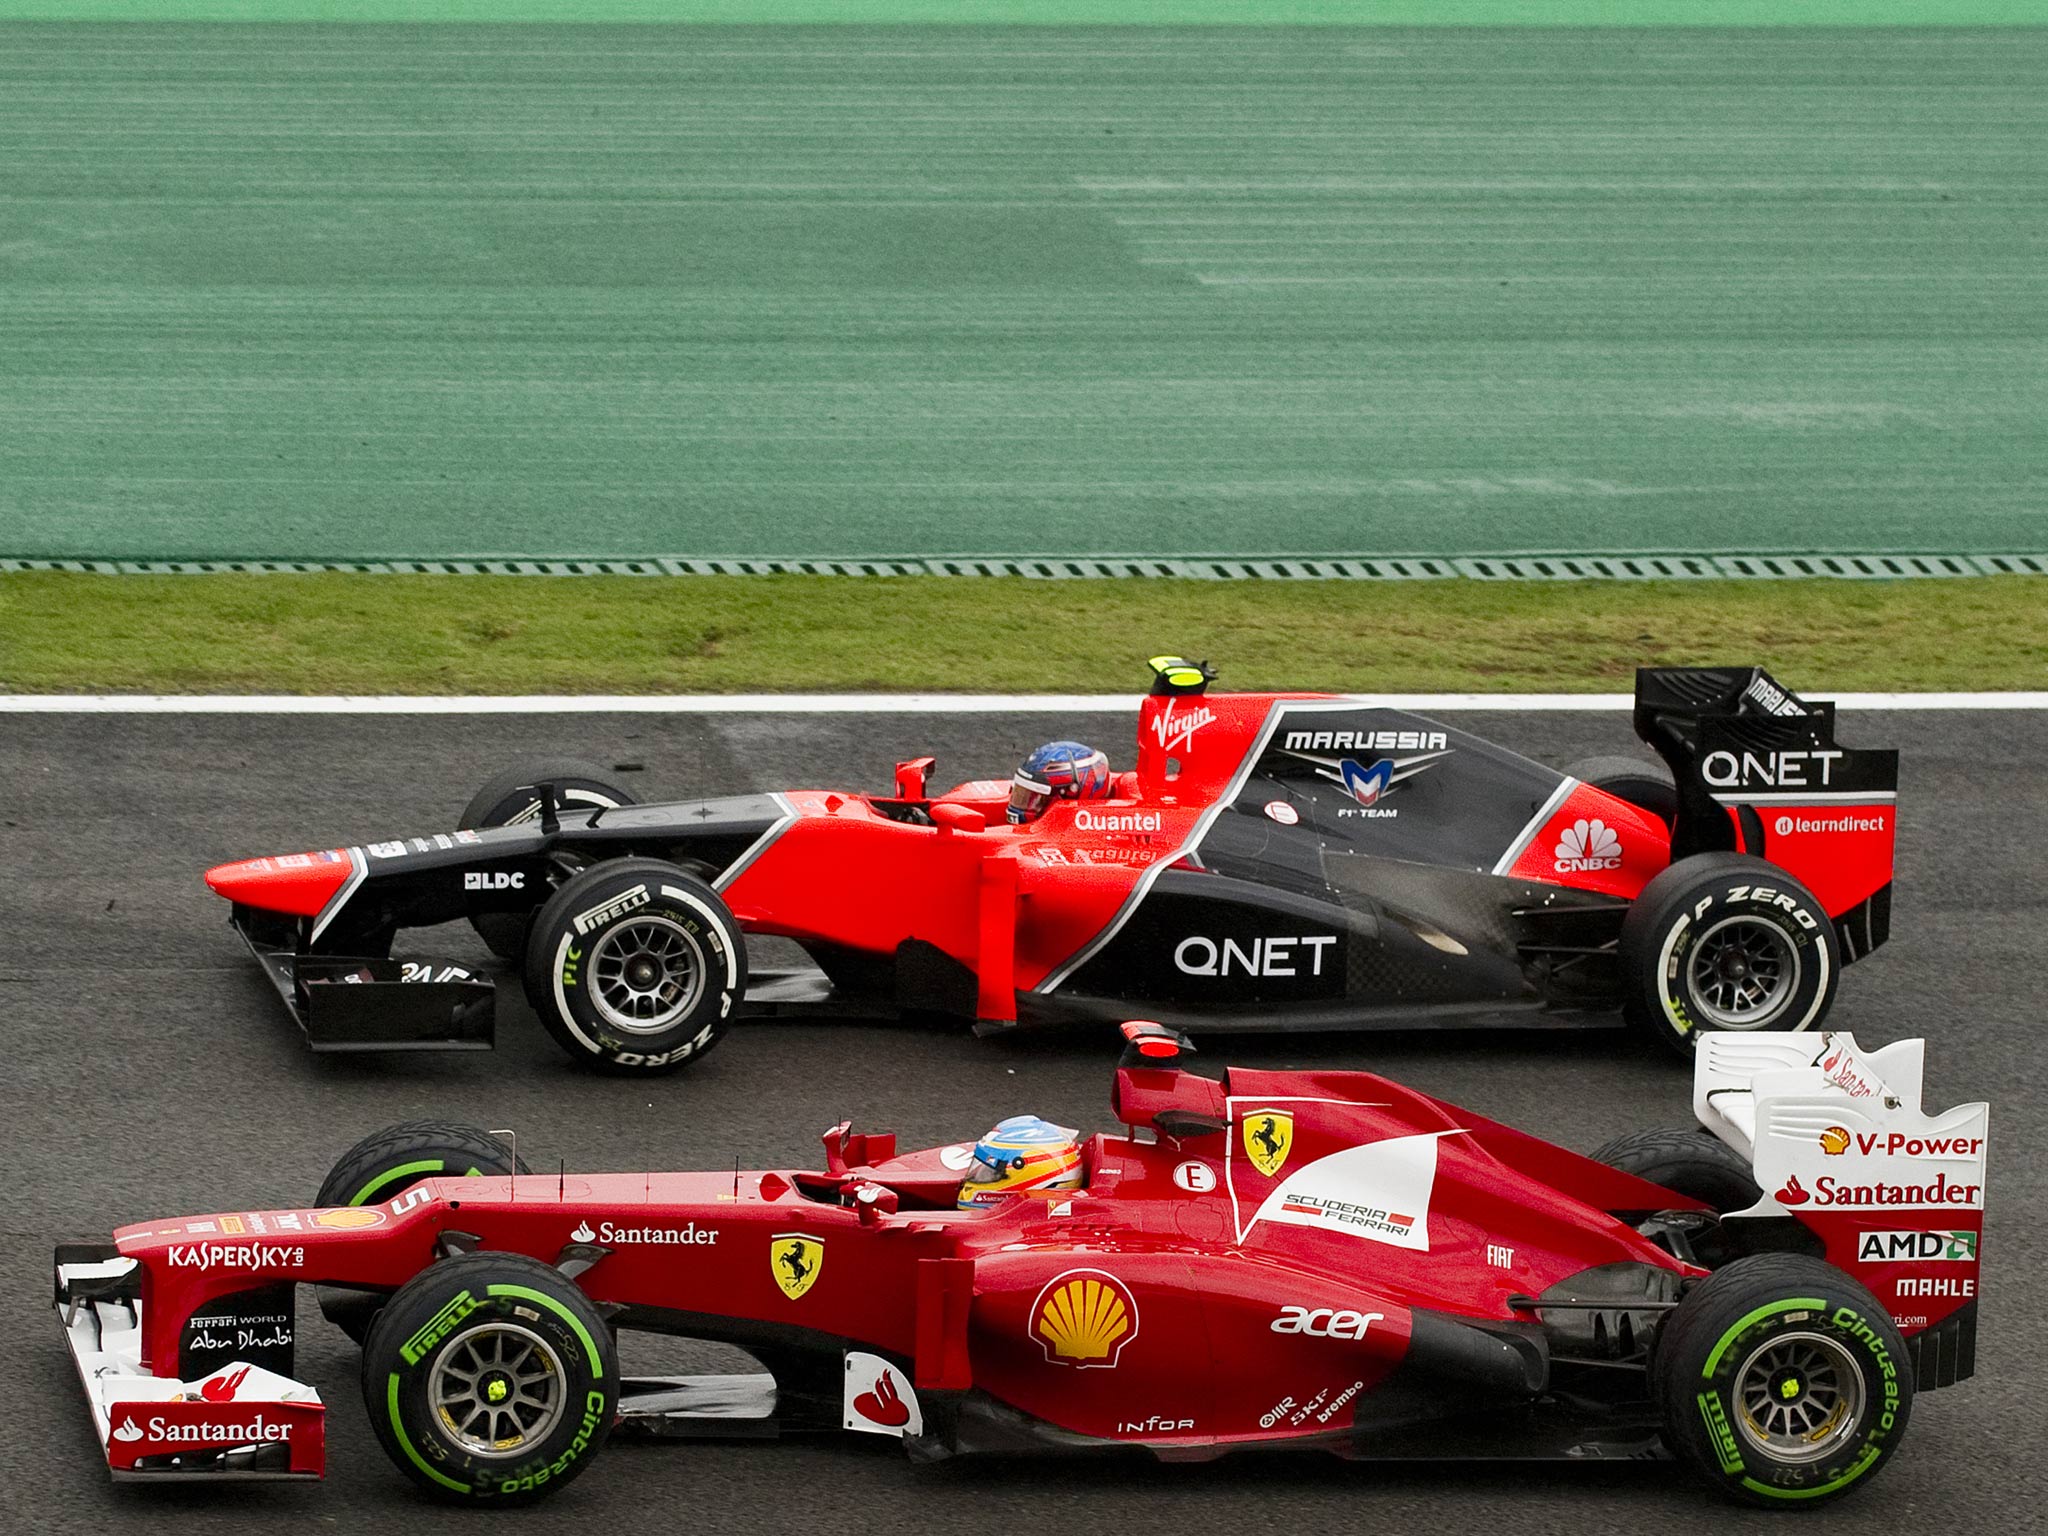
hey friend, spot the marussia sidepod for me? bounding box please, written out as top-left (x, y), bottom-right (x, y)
top-left (56, 1025), bottom-right (1984, 1507)
top-left (202, 660), bottom-right (1899, 1069)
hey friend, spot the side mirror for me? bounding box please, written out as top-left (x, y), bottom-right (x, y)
top-left (895, 756), bottom-right (936, 800)
top-left (852, 1183), bottom-right (900, 1225)
top-left (931, 803), bottom-right (987, 835)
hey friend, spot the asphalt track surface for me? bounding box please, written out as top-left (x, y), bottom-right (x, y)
top-left (2, 704), bottom-right (2042, 1532)
top-left (4, 22), bottom-right (2044, 563)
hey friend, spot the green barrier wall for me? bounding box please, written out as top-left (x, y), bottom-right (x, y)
top-left (2, 19), bottom-right (2041, 562)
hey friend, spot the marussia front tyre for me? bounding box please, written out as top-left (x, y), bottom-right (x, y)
top-left (1620, 853), bottom-right (1840, 1057)
top-left (522, 857), bottom-right (745, 1074)
top-left (362, 1252), bottom-right (617, 1505)
top-left (1656, 1254), bottom-right (1911, 1507)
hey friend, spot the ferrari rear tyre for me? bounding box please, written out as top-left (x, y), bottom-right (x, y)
top-left (1566, 755), bottom-right (1677, 831)
top-left (1656, 1254), bottom-right (1910, 1507)
top-left (362, 1252), bottom-right (617, 1506)
top-left (458, 759), bottom-right (640, 963)
top-left (1590, 1127), bottom-right (1760, 1214)
top-left (523, 857), bottom-right (746, 1074)
top-left (1621, 853), bottom-right (1840, 1057)
top-left (315, 1122), bottom-right (529, 1345)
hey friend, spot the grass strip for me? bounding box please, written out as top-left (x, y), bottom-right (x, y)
top-left (1, 572), bottom-right (2041, 695)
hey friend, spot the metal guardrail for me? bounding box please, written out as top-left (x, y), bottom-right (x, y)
top-left (3, 553), bottom-right (2042, 581)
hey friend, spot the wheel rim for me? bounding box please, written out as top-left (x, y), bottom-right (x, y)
top-left (1686, 915), bottom-right (1800, 1029)
top-left (1733, 1331), bottom-right (1865, 1464)
top-left (426, 1322), bottom-right (567, 1459)
top-left (590, 914), bottom-right (705, 1034)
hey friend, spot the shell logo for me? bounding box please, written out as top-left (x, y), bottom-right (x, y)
top-left (313, 1207), bottom-right (386, 1230)
top-left (1029, 1268), bottom-right (1140, 1369)
top-left (1818, 1125), bottom-right (1852, 1156)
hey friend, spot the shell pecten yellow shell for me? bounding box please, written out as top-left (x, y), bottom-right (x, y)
top-left (1035, 1275), bottom-right (1131, 1362)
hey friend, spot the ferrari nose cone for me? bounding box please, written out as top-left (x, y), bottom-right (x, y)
top-left (204, 849), bottom-right (353, 917)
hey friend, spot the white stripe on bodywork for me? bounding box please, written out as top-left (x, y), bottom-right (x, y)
top-left (1035, 698), bottom-right (1385, 995)
top-left (307, 846), bottom-right (368, 945)
top-left (713, 792), bottom-right (798, 892)
top-left (1489, 776), bottom-right (1579, 877)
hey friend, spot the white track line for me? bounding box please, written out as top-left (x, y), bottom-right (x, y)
top-left (2, 693), bottom-right (2044, 714)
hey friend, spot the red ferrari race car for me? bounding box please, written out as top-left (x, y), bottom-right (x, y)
top-left (203, 658), bottom-right (1898, 1069)
top-left (55, 1024), bottom-right (1984, 1507)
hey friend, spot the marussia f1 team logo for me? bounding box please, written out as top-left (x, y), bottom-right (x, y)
top-left (1283, 743), bottom-right (1451, 818)
top-left (1553, 818), bottom-right (1623, 873)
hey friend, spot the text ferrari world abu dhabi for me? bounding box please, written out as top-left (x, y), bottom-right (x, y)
top-left (202, 659), bottom-right (1898, 1070)
top-left (55, 1024), bottom-right (1984, 1507)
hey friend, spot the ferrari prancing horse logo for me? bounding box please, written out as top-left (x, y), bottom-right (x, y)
top-left (1243, 1110), bottom-right (1294, 1177)
top-left (772, 1233), bottom-right (824, 1300)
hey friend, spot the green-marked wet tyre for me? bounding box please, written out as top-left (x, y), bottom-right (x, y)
top-left (1656, 1253), bottom-right (1912, 1507)
top-left (315, 1122), bottom-right (529, 1345)
top-left (362, 1251), bottom-right (617, 1506)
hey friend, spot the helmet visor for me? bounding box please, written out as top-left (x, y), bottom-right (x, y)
top-left (965, 1151), bottom-right (1023, 1186)
top-left (1007, 776), bottom-right (1052, 824)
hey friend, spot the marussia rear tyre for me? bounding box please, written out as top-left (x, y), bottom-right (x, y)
top-left (314, 1121), bottom-right (529, 1345)
top-left (1655, 1254), bottom-right (1911, 1507)
top-left (522, 857), bottom-right (746, 1074)
top-left (1592, 1125), bottom-right (1761, 1270)
top-left (458, 759), bottom-right (640, 963)
top-left (1565, 754), bottom-right (1677, 831)
top-left (1620, 853), bottom-right (1840, 1057)
top-left (362, 1251), bottom-right (617, 1505)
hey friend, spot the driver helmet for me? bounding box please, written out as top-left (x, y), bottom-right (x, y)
top-left (1007, 741), bottom-right (1112, 825)
top-left (956, 1115), bottom-right (1084, 1210)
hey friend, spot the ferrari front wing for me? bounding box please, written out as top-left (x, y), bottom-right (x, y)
top-left (55, 1245), bottom-right (326, 1480)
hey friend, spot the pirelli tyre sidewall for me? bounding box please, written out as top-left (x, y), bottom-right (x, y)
top-left (363, 1253), bottom-right (616, 1506)
top-left (1621, 853), bottom-right (1840, 1057)
top-left (523, 857), bottom-right (745, 1074)
top-left (1656, 1254), bottom-right (1911, 1507)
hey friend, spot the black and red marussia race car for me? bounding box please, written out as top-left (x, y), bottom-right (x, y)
top-left (203, 659), bottom-right (1898, 1071)
top-left (55, 1024), bottom-right (1985, 1507)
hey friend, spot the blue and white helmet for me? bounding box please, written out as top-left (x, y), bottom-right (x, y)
top-left (1007, 741), bottom-right (1113, 824)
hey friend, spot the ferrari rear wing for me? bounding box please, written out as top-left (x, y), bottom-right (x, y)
top-left (1693, 1032), bottom-right (1987, 1389)
top-left (54, 1244), bottom-right (326, 1480)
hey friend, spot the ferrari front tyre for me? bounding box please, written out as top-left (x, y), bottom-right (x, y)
top-left (1620, 853), bottom-right (1840, 1057)
top-left (522, 857), bottom-right (746, 1074)
top-left (1656, 1254), bottom-right (1911, 1507)
top-left (458, 758), bottom-right (640, 962)
top-left (314, 1121), bottom-right (529, 1344)
top-left (362, 1252), bottom-right (617, 1506)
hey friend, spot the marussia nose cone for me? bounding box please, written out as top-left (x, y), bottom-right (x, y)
top-left (204, 849), bottom-right (352, 916)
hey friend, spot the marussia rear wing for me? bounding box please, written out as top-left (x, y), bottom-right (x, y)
top-left (1634, 667), bottom-right (1898, 960)
top-left (54, 1243), bottom-right (326, 1480)
top-left (1694, 1031), bottom-right (1988, 1388)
